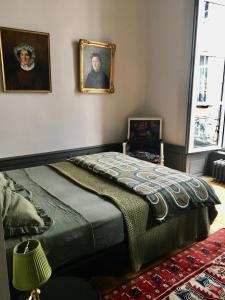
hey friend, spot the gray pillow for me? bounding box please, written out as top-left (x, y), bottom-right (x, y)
top-left (0, 172), bottom-right (52, 238)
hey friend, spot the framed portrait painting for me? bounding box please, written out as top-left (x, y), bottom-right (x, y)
top-left (128, 118), bottom-right (162, 140)
top-left (0, 27), bottom-right (52, 93)
top-left (79, 39), bottom-right (116, 94)
top-left (127, 117), bottom-right (162, 154)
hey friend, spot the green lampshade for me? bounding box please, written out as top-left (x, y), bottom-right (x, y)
top-left (13, 239), bottom-right (52, 291)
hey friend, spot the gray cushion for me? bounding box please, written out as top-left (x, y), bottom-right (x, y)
top-left (0, 173), bottom-right (52, 238)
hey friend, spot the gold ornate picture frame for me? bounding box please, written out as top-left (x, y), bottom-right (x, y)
top-left (79, 39), bottom-right (116, 94)
top-left (0, 27), bottom-right (52, 93)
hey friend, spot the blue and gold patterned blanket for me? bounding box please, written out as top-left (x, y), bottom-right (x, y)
top-left (69, 152), bottom-right (220, 223)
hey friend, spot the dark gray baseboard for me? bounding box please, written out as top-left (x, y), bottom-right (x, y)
top-left (0, 143), bottom-right (121, 171)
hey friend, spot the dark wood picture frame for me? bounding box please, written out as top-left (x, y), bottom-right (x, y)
top-left (0, 27), bottom-right (52, 93)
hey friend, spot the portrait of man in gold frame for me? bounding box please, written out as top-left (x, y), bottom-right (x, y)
top-left (0, 27), bottom-right (52, 93)
top-left (79, 39), bottom-right (116, 94)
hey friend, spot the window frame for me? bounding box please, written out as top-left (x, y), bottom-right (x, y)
top-left (186, 0), bottom-right (225, 154)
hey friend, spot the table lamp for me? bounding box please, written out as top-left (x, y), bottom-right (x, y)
top-left (13, 239), bottom-right (52, 300)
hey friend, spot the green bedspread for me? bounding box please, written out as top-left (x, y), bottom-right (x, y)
top-left (51, 160), bottom-right (218, 272)
top-left (70, 152), bottom-right (220, 222)
top-left (5, 168), bottom-right (95, 277)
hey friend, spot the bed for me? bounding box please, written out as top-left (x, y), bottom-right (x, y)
top-left (2, 152), bottom-right (220, 281)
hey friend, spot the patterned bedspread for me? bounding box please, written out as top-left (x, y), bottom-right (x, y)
top-left (70, 152), bottom-right (220, 223)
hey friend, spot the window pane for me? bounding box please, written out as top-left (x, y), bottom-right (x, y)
top-left (196, 56), bottom-right (224, 105)
top-left (199, 1), bottom-right (225, 56)
top-left (194, 106), bottom-right (221, 147)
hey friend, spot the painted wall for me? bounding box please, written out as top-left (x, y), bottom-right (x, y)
top-left (145, 0), bottom-right (195, 146)
top-left (0, 0), bottom-right (150, 158)
top-left (0, 0), bottom-right (196, 155)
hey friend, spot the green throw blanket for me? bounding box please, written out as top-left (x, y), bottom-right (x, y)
top-left (70, 152), bottom-right (220, 222)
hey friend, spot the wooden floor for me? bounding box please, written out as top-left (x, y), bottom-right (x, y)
top-left (94, 177), bottom-right (225, 294)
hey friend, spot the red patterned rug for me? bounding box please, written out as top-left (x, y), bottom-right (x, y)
top-left (103, 229), bottom-right (225, 300)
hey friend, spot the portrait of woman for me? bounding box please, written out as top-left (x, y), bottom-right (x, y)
top-left (85, 52), bottom-right (109, 89)
top-left (0, 27), bottom-right (51, 92)
top-left (79, 39), bottom-right (116, 94)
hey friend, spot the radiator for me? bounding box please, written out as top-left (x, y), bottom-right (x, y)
top-left (212, 159), bottom-right (225, 183)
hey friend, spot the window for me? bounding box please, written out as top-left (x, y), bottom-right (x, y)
top-left (187, 0), bottom-right (225, 153)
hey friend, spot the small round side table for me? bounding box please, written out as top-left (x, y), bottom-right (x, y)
top-left (18, 277), bottom-right (101, 300)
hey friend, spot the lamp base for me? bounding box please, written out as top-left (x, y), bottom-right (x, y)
top-left (28, 288), bottom-right (41, 300)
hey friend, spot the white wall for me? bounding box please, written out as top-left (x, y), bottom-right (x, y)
top-left (146, 0), bottom-right (195, 146)
top-left (0, 0), bottom-right (150, 158)
top-left (0, 0), bottom-right (196, 154)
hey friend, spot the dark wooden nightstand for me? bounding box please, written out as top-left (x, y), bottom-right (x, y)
top-left (18, 277), bottom-right (101, 300)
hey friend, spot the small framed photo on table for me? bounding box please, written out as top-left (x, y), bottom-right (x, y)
top-left (0, 27), bottom-right (51, 93)
top-left (79, 39), bottom-right (116, 94)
